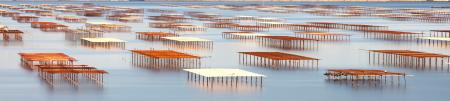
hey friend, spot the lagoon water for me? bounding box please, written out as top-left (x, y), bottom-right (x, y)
top-left (1, 1), bottom-right (450, 101)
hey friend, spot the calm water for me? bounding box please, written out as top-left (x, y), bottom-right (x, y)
top-left (1, 1), bottom-right (450, 101)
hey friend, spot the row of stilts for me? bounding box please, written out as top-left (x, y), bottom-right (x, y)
top-left (368, 52), bottom-right (450, 69)
top-left (80, 40), bottom-right (126, 49)
top-left (257, 37), bottom-right (319, 50)
top-left (163, 40), bottom-right (213, 50)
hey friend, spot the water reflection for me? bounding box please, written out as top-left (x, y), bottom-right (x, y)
top-left (325, 79), bottom-right (406, 90)
top-left (1, 40), bottom-right (23, 46)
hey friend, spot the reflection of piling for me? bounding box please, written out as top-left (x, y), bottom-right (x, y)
top-left (368, 50), bottom-right (450, 69)
top-left (238, 52), bottom-right (319, 69)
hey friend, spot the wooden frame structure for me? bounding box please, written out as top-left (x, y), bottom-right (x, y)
top-left (162, 37), bottom-right (213, 50)
top-left (256, 22), bottom-right (289, 28)
top-left (149, 22), bottom-right (178, 28)
top-left (0, 29), bottom-right (23, 41)
top-left (295, 32), bottom-right (350, 41)
top-left (222, 31), bottom-right (267, 39)
top-left (430, 30), bottom-right (450, 37)
top-left (238, 52), bottom-right (319, 69)
top-left (130, 50), bottom-right (202, 69)
top-left (362, 30), bottom-right (423, 40)
top-left (37, 65), bottom-right (107, 87)
top-left (308, 22), bottom-right (389, 31)
top-left (86, 22), bottom-right (131, 32)
top-left (136, 32), bottom-right (177, 41)
top-left (0, 11), bottom-right (20, 17)
top-left (31, 22), bottom-right (68, 32)
top-left (148, 15), bottom-right (190, 23)
top-left (257, 36), bottom-right (318, 50)
top-left (12, 15), bottom-right (39, 23)
top-left (18, 53), bottom-right (76, 69)
top-left (368, 50), bottom-right (450, 69)
top-left (170, 25), bottom-right (207, 32)
top-left (81, 38), bottom-right (126, 49)
top-left (65, 28), bottom-right (103, 40)
top-left (230, 25), bottom-right (268, 32)
top-left (287, 24), bottom-right (331, 32)
top-left (204, 22), bottom-right (237, 28)
top-left (324, 69), bottom-right (406, 85)
top-left (56, 16), bottom-right (87, 23)
top-left (76, 10), bottom-right (103, 17)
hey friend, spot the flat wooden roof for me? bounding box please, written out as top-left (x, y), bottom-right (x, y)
top-left (239, 52), bottom-right (319, 60)
top-left (368, 50), bottom-right (450, 58)
top-left (130, 50), bottom-right (201, 59)
top-left (81, 38), bottom-right (127, 43)
top-left (184, 69), bottom-right (265, 77)
top-left (162, 37), bottom-right (211, 42)
top-left (18, 53), bottom-right (76, 61)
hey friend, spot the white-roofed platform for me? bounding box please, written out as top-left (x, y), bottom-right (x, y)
top-left (162, 37), bottom-right (213, 50)
top-left (184, 68), bottom-right (265, 87)
top-left (222, 31), bottom-right (268, 39)
top-left (81, 38), bottom-right (126, 49)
